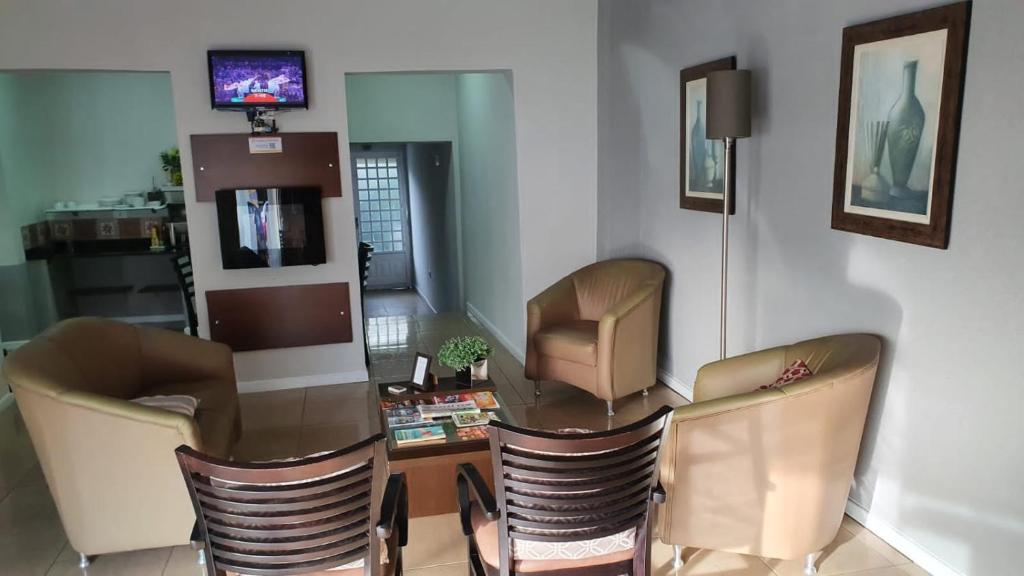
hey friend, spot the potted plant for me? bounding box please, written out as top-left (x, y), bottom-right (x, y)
top-left (160, 146), bottom-right (183, 186)
top-left (438, 336), bottom-right (493, 386)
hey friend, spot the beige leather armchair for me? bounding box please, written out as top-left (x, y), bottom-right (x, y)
top-left (1, 318), bottom-right (241, 564)
top-left (525, 259), bottom-right (666, 415)
top-left (658, 334), bottom-right (880, 575)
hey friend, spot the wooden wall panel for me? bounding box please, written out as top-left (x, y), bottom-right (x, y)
top-left (190, 132), bottom-right (342, 201)
top-left (206, 283), bottom-right (352, 351)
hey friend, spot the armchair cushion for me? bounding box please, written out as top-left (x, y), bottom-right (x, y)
top-left (533, 320), bottom-right (599, 367)
top-left (130, 395), bottom-right (199, 417)
top-left (471, 507), bottom-right (635, 572)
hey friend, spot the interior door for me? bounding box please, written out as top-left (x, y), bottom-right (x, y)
top-left (351, 147), bottom-right (411, 289)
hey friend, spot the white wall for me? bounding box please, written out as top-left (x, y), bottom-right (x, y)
top-left (406, 142), bottom-right (460, 313)
top-left (457, 72), bottom-right (525, 356)
top-left (0, 0), bottom-right (599, 385)
top-left (598, 1), bottom-right (1024, 575)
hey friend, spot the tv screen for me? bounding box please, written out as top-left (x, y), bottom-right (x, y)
top-left (215, 187), bottom-right (325, 269)
top-left (208, 50), bottom-right (308, 109)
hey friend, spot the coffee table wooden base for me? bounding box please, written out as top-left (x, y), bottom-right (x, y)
top-left (389, 450), bottom-right (495, 518)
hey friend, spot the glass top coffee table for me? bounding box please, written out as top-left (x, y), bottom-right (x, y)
top-left (373, 376), bottom-right (518, 460)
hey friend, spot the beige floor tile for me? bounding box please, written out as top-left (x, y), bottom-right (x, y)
top-left (404, 562), bottom-right (469, 576)
top-left (764, 525), bottom-right (895, 576)
top-left (47, 543), bottom-right (171, 576)
top-left (298, 421), bottom-right (375, 455)
top-left (161, 545), bottom-right (207, 576)
top-left (403, 513), bottom-right (467, 569)
top-left (302, 382), bottom-right (373, 426)
top-left (238, 388), bottom-right (306, 431)
top-left (858, 564), bottom-right (931, 576)
top-left (651, 543), bottom-right (775, 575)
top-left (0, 467), bottom-right (67, 576)
top-left (841, 516), bottom-right (911, 566)
top-left (232, 426), bottom-right (302, 461)
top-left (0, 403), bottom-right (38, 501)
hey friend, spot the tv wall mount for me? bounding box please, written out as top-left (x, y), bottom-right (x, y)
top-left (245, 108), bottom-right (278, 135)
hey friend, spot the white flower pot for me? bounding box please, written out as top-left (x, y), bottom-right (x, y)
top-left (471, 359), bottom-right (489, 381)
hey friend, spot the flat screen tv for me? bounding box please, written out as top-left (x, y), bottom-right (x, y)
top-left (215, 187), bottom-right (325, 269)
top-left (207, 50), bottom-right (308, 109)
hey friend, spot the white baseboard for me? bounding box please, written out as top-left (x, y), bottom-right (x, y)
top-left (237, 370), bottom-right (369, 394)
top-left (657, 367), bottom-right (694, 402)
top-left (465, 302), bottom-right (525, 364)
top-left (413, 284), bottom-right (439, 314)
top-left (845, 498), bottom-right (962, 576)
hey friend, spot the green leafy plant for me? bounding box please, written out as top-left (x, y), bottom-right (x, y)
top-left (438, 336), bottom-right (493, 370)
top-left (160, 146), bottom-right (182, 186)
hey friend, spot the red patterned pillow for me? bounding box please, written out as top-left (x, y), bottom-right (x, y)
top-left (758, 359), bottom-right (813, 390)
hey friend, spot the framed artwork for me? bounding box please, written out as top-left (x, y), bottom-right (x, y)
top-left (409, 352), bottom-right (434, 391)
top-left (832, 1), bottom-right (970, 248)
top-left (680, 56), bottom-right (736, 214)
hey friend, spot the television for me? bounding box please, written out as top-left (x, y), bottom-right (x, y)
top-left (207, 50), bottom-right (308, 109)
top-left (215, 187), bottom-right (325, 269)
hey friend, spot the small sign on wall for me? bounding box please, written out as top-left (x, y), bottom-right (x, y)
top-left (248, 136), bottom-right (284, 154)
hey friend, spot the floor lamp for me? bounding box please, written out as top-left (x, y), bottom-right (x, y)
top-left (706, 69), bottom-right (751, 360)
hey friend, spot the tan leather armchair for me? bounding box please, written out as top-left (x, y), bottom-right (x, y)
top-left (658, 334), bottom-right (880, 575)
top-left (1, 318), bottom-right (241, 564)
top-left (525, 259), bottom-right (666, 415)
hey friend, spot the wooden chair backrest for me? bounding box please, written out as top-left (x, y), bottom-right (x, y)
top-left (487, 406), bottom-right (673, 575)
top-left (176, 434), bottom-right (388, 576)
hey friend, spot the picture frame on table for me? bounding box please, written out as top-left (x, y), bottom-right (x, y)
top-left (831, 1), bottom-right (971, 249)
top-left (680, 55), bottom-right (737, 214)
top-left (409, 352), bottom-right (434, 392)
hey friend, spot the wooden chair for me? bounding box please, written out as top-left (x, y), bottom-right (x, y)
top-left (171, 249), bottom-right (198, 336)
top-left (176, 434), bottom-right (408, 576)
top-left (457, 406), bottom-right (673, 576)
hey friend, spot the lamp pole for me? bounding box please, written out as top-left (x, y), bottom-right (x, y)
top-left (720, 137), bottom-right (733, 361)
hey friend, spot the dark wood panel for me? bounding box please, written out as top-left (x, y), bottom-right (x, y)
top-left (206, 283), bottom-right (352, 351)
top-left (389, 450), bottom-right (493, 518)
top-left (190, 132), bottom-right (343, 202)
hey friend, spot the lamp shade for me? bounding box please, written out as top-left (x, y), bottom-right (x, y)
top-left (706, 69), bottom-right (751, 139)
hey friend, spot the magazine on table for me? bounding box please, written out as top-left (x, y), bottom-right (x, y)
top-left (456, 426), bottom-right (489, 441)
top-left (393, 424), bottom-right (447, 446)
top-left (418, 401), bottom-right (480, 419)
top-left (452, 411), bottom-right (500, 428)
top-left (431, 391), bottom-right (500, 410)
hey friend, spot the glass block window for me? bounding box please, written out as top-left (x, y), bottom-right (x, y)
top-left (356, 156), bottom-right (404, 253)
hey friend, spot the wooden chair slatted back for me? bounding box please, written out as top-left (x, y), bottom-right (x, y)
top-left (486, 407), bottom-right (673, 575)
top-left (176, 434), bottom-right (388, 576)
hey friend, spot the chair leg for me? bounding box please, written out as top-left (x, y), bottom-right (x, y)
top-left (534, 380), bottom-right (541, 397)
top-left (804, 551), bottom-right (821, 575)
top-left (642, 388), bottom-right (649, 396)
top-left (672, 545), bottom-right (685, 569)
top-left (606, 400), bottom-right (615, 417)
top-left (77, 552), bottom-right (90, 569)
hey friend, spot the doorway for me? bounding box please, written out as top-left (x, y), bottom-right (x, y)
top-left (350, 145), bottom-right (411, 290)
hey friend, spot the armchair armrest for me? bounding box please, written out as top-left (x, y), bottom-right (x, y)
top-left (456, 463), bottom-right (499, 536)
top-left (693, 345), bottom-right (786, 402)
top-left (376, 473), bottom-right (408, 546)
top-left (595, 282), bottom-right (661, 400)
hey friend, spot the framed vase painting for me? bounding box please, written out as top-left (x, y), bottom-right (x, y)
top-left (832, 1), bottom-right (970, 248)
top-left (680, 56), bottom-right (736, 214)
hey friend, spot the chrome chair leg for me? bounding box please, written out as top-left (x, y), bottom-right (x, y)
top-left (672, 545), bottom-right (685, 569)
top-left (533, 380), bottom-right (541, 397)
top-left (642, 388), bottom-right (649, 396)
top-left (77, 552), bottom-right (90, 569)
top-left (606, 401), bottom-right (615, 417)
top-left (197, 548), bottom-right (206, 565)
top-left (804, 551), bottom-right (821, 575)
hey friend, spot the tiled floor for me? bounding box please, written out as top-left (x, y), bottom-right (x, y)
top-left (0, 289), bottom-right (924, 575)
